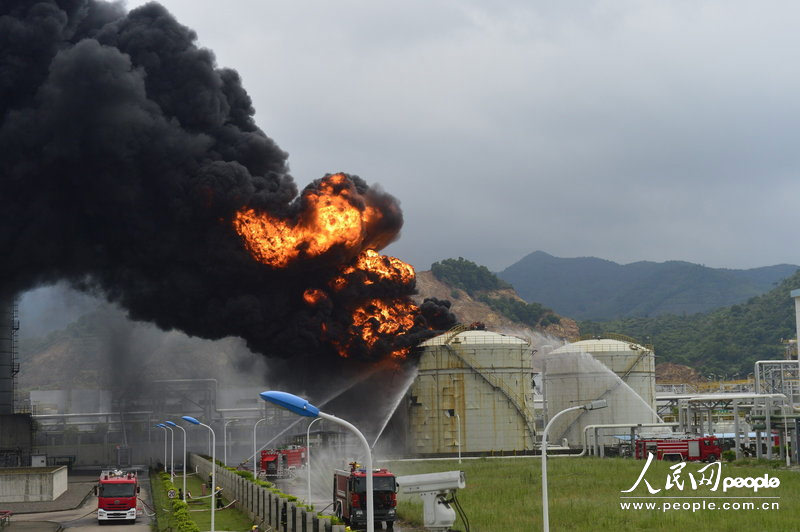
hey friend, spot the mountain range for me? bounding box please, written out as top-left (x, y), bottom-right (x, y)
top-left (498, 251), bottom-right (799, 320)
top-left (580, 268), bottom-right (800, 375)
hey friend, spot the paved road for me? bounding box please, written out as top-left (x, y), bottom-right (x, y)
top-left (12, 474), bottom-right (154, 532)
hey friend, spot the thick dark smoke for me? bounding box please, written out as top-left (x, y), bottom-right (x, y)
top-left (0, 1), bottom-right (454, 380)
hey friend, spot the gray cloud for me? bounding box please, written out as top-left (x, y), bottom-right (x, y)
top-left (112, 0), bottom-right (800, 271)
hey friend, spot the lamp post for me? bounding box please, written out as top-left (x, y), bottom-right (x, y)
top-left (445, 409), bottom-right (462, 464)
top-left (253, 417), bottom-right (266, 479)
top-left (306, 417), bottom-right (321, 504)
top-left (161, 423), bottom-right (175, 480)
top-left (223, 418), bottom-right (237, 467)
top-left (166, 421), bottom-right (187, 502)
top-left (183, 416), bottom-right (216, 532)
top-left (260, 390), bottom-right (375, 532)
top-left (542, 400), bottom-right (608, 532)
top-left (154, 424), bottom-right (168, 472)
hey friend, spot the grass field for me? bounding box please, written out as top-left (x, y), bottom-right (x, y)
top-left (386, 457), bottom-right (799, 532)
top-left (150, 470), bottom-right (257, 531)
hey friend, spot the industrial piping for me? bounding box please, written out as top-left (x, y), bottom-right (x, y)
top-left (579, 423), bottom-right (679, 457)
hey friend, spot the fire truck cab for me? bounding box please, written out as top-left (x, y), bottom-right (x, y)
top-left (333, 464), bottom-right (397, 530)
top-left (260, 447), bottom-right (306, 479)
top-left (95, 469), bottom-right (140, 523)
top-left (260, 450), bottom-right (288, 479)
top-left (635, 435), bottom-right (721, 462)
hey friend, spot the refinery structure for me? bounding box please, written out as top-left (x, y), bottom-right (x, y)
top-left (2, 288), bottom-right (800, 479)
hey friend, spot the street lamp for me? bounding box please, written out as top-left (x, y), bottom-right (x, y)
top-left (445, 409), bottom-right (462, 464)
top-left (160, 423), bottom-right (175, 480)
top-left (541, 400), bottom-right (608, 532)
top-left (223, 418), bottom-right (238, 467)
top-left (154, 424), bottom-right (168, 473)
top-left (306, 417), bottom-right (322, 504)
top-left (166, 421), bottom-right (187, 502)
top-left (183, 416), bottom-right (216, 532)
top-left (260, 390), bottom-right (376, 532)
top-left (253, 417), bottom-right (266, 479)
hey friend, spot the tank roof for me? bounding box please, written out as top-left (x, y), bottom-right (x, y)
top-left (419, 329), bottom-right (529, 347)
top-left (550, 338), bottom-right (649, 354)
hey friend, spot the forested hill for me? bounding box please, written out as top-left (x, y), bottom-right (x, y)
top-left (579, 270), bottom-right (800, 376)
top-left (429, 257), bottom-right (564, 330)
top-left (499, 250), bottom-right (798, 320)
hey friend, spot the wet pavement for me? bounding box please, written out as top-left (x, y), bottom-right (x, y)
top-left (3, 469), bottom-right (153, 532)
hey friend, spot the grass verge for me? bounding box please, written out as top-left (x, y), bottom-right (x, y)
top-left (149, 469), bottom-right (257, 531)
top-left (387, 457), bottom-right (799, 532)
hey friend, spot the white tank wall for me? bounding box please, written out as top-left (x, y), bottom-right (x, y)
top-left (549, 339), bottom-right (656, 410)
top-left (544, 339), bottom-right (659, 448)
top-left (408, 330), bottom-right (535, 455)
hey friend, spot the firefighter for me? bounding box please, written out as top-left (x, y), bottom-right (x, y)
top-left (215, 486), bottom-right (223, 508)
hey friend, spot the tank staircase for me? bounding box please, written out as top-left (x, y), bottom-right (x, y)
top-left (620, 344), bottom-right (650, 381)
top-left (443, 338), bottom-right (537, 445)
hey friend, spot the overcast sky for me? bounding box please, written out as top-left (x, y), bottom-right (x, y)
top-left (109, 1), bottom-right (800, 272)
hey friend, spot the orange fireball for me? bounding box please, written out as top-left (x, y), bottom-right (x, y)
top-left (232, 174), bottom-right (383, 268)
top-left (334, 298), bottom-right (418, 359)
top-left (331, 249), bottom-right (415, 290)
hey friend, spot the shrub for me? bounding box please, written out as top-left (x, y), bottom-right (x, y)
top-left (722, 450), bottom-right (736, 462)
top-left (234, 470), bottom-right (255, 480)
top-left (318, 514), bottom-right (344, 525)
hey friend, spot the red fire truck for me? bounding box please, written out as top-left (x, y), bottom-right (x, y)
top-left (260, 446), bottom-right (306, 479)
top-left (333, 463), bottom-right (397, 530)
top-left (95, 469), bottom-right (140, 523)
top-left (635, 435), bottom-right (721, 462)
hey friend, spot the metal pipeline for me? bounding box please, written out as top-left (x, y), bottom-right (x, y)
top-left (576, 423), bottom-right (679, 457)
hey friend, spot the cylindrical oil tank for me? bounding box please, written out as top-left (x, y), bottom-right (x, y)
top-left (543, 337), bottom-right (659, 447)
top-left (407, 328), bottom-right (536, 456)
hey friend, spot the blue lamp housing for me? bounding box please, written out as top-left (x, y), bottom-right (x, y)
top-left (182, 416), bottom-right (201, 425)
top-left (165, 421), bottom-right (177, 427)
top-left (260, 391), bottom-right (320, 418)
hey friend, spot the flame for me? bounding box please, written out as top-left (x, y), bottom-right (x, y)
top-left (232, 173), bottom-right (382, 268)
top-left (336, 298), bottom-right (418, 359)
top-left (231, 172), bottom-right (428, 360)
top-left (303, 288), bottom-right (327, 306)
top-left (332, 249), bottom-right (415, 290)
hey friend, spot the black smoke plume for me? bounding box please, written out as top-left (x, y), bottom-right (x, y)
top-left (0, 1), bottom-right (454, 379)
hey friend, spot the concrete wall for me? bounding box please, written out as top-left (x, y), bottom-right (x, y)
top-left (189, 453), bottom-right (345, 532)
top-left (0, 466), bottom-right (67, 503)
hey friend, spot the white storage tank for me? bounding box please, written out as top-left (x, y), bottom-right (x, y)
top-left (407, 326), bottom-right (536, 456)
top-left (543, 336), bottom-right (659, 448)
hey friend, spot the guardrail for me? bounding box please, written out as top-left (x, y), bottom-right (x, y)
top-left (190, 453), bottom-right (345, 532)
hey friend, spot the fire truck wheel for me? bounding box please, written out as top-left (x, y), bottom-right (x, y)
top-left (706, 454), bottom-right (718, 463)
